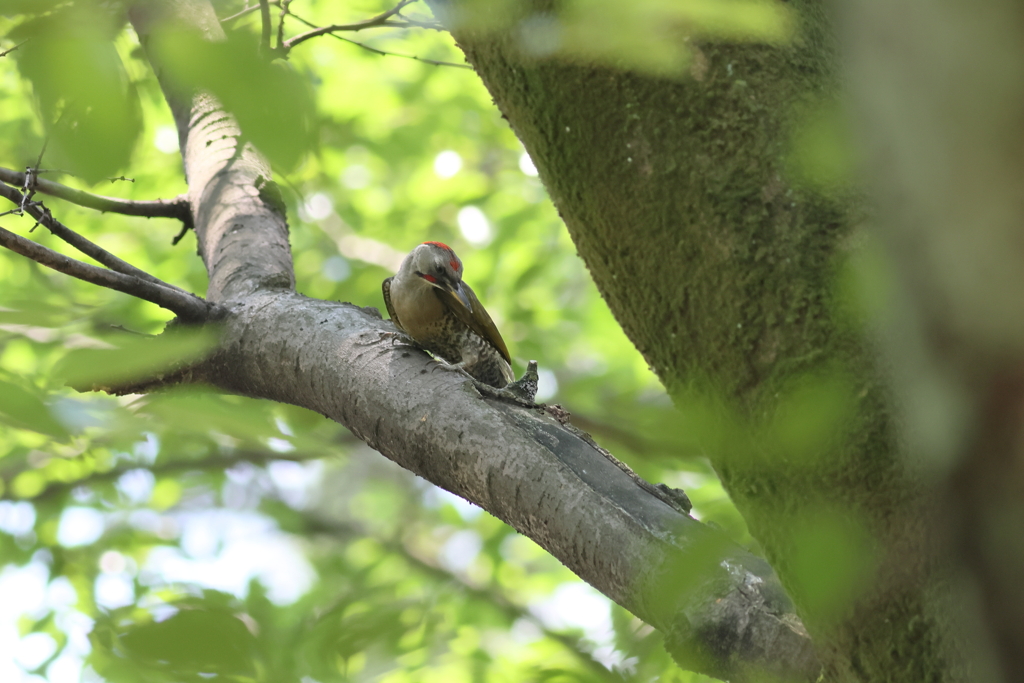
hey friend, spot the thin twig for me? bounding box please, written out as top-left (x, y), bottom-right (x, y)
top-left (568, 412), bottom-right (704, 465)
top-left (21, 144), bottom-right (49, 214)
top-left (284, 19), bottom-right (438, 50)
top-left (0, 223), bottom-right (212, 321)
top-left (221, 1), bottom-right (279, 24)
top-left (284, 7), bottom-right (460, 66)
top-left (171, 223), bottom-right (191, 246)
top-left (275, 0), bottom-right (291, 51)
top-left (329, 35), bottom-right (470, 68)
top-left (0, 181), bottom-right (190, 293)
top-left (258, 0), bottom-right (272, 53)
top-left (0, 39), bottom-right (29, 58)
top-left (0, 167), bottom-right (191, 227)
top-left (282, 0), bottom-right (418, 52)
top-left (32, 142), bottom-right (48, 177)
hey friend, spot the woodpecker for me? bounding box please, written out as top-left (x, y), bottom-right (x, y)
top-left (383, 241), bottom-right (515, 388)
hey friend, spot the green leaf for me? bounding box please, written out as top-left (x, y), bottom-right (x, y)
top-left (0, 299), bottom-right (76, 327)
top-left (14, 8), bottom-right (142, 183)
top-left (142, 389), bottom-right (281, 442)
top-left (53, 328), bottom-right (219, 388)
top-left (0, 378), bottom-right (69, 438)
top-left (119, 609), bottom-right (258, 676)
top-left (788, 512), bottom-right (875, 622)
top-left (152, 30), bottom-right (316, 171)
top-left (0, 0), bottom-right (66, 19)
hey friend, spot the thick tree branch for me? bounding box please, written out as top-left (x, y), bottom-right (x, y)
top-left (185, 291), bottom-right (819, 682)
top-left (258, 0), bottom-right (272, 52)
top-left (126, 0), bottom-right (818, 679)
top-left (0, 167), bottom-right (191, 228)
top-left (0, 222), bottom-right (213, 321)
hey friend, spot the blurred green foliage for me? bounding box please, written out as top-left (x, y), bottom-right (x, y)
top-left (11, 6), bottom-right (142, 182)
top-left (0, 0), bottom-right (808, 681)
top-left (786, 101), bottom-right (857, 193)
top-left (447, 0), bottom-right (792, 76)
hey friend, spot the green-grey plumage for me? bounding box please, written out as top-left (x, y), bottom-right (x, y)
top-left (434, 283), bottom-right (511, 365)
top-left (382, 243), bottom-right (514, 388)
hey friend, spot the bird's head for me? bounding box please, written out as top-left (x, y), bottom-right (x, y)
top-left (405, 241), bottom-right (473, 311)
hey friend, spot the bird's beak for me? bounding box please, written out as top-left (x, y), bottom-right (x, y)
top-left (448, 281), bottom-right (474, 312)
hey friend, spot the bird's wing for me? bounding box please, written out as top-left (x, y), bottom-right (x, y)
top-left (382, 277), bottom-right (404, 331)
top-left (436, 282), bottom-right (512, 365)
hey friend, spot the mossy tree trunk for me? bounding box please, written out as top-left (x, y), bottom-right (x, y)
top-left (431, 0), bottom-right (978, 680)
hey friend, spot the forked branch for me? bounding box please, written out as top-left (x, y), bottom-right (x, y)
top-left (0, 180), bottom-right (214, 321)
top-left (281, 0), bottom-right (426, 52)
top-left (0, 181), bottom-right (190, 293)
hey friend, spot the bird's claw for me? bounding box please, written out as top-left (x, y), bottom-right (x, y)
top-left (466, 360), bottom-right (540, 406)
top-left (433, 359), bottom-right (540, 406)
top-left (432, 360), bottom-right (475, 379)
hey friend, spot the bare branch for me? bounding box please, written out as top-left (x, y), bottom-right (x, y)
top-left (0, 167), bottom-right (191, 227)
top-left (0, 223), bottom-right (214, 321)
top-left (258, 0), bottom-right (272, 53)
top-left (220, 1), bottom-right (279, 24)
top-left (0, 40), bottom-right (29, 58)
top-left (283, 10), bottom-right (468, 69)
top-left (568, 412), bottom-right (702, 465)
top-left (327, 34), bottom-right (470, 68)
top-left (275, 0), bottom-right (291, 51)
top-left (0, 181), bottom-right (190, 293)
top-left (283, 0), bottom-right (416, 49)
top-left (282, 0), bottom-right (443, 53)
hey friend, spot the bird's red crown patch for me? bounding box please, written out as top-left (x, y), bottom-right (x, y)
top-left (423, 241), bottom-right (461, 272)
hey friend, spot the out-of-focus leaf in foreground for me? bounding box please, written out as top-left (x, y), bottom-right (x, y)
top-left (151, 29), bottom-right (316, 170)
top-left (54, 327), bottom-right (219, 388)
top-left (13, 5), bottom-right (142, 182)
top-left (91, 606), bottom-right (258, 682)
top-left (453, 0), bottom-right (794, 76)
top-left (0, 375), bottom-right (69, 438)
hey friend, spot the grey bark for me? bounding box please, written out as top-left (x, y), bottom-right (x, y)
top-left (125, 0), bottom-right (818, 680)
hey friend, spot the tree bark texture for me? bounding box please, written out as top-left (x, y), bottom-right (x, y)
top-left (125, 0), bottom-right (819, 680)
top-left (430, 0), bottom-right (975, 680)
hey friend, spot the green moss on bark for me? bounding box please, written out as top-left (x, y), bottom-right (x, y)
top-left (440, 1), bottom-right (968, 680)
